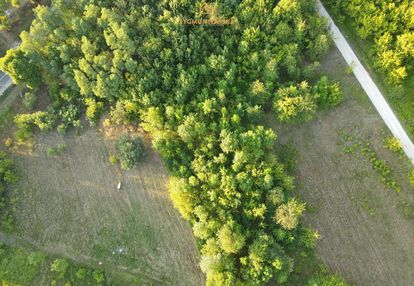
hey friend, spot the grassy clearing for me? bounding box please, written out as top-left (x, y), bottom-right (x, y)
top-left (0, 89), bottom-right (203, 285)
top-left (321, 1), bottom-right (414, 140)
top-left (265, 46), bottom-right (414, 285)
top-left (0, 242), bottom-right (113, 286)
top-left (4, 127), bottom-right (203, 285)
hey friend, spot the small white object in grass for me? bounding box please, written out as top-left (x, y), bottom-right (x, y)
top-left (98, 261), bottom-right (102, 265)
top-left (117, 181), bottom-right (122, 190)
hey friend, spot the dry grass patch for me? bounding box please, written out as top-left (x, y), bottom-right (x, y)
top-left (8, 126), bottom-right (203, 285)
top-left (266, 47), bottom-right (414, 286)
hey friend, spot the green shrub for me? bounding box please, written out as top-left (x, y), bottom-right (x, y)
top-left (276, 144), bottom-right (299, 175)
top-left (0, 246), bottom-right (38, 285)
top-left (0, 153), bottom-right (17, 185)
top-left (408, 170), bottom-right (414, 188)
top-left (15, 127), bottom-right (33, 142)
top-left (274, 78), bottom-right (342, 123)
top-left (384, 136), bottom-right (402, 153)
top-left (47, 147), bottom-right (58, 157)
top-left (23, 92), bottom-right (37, 111)
top-left (0, 49), bottom-right (42, 89)
top-left (4, 137), bottom-right (13, 148)
top-left (274, 198), bottom-right (306, 230)
top-left (85, 98), bottom-right (105, 125)
top-left (108, 154), bottom-right (118, 165)
top-left (110, 101), bottom-right (129, 125)
top-left (76, 268), bottom-right (87, 280)
top-left (274, 82), bottom-right (316, 123)
top-left (0, 243), bottom-right (109, 285)
top-left (47, 148), bottom-right (56, 157)
top-left (0, 152), bottom-right (18, 230)
top-left (51, 258), bottom-right (69, 278)
top-left (345, 61), bottom-right (355, 75)
top-left (298, 227), bottom-right (320, 249)
top-left (56, 104), bottom-right (81, 131)
top-left (28, 252), bottom-right (46, 266)
top-left (312, 76), bottom-right (342, 108)
top-left (92, 270), bottom-right (105, 284)
top-left (308, 273), bottom-right (349, 286)
top-left (56, 144), bottom-right (66, 153)
top-left (14, 112), bottom-right (55, 134)
top-left (57, 124), bottom-right (67, 135)
top-left (116, 135), bottom-right (146, 170)
top-left (389, 85), bottom-right (405, 100)
top-left (1, 214), bottom-right (14, 232)
top-left (47, 144), bottom-right (66, 157)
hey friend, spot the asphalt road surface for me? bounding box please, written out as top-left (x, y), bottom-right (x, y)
top-left (0, 40), bottom-right (20, 96)
top-left (0, 71), bottom-right (12, 96)
top-left (317, 0), bottom-right (414, 165)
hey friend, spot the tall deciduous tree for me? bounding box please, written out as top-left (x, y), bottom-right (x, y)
top-left (0, 49), bottom-right (41, 89)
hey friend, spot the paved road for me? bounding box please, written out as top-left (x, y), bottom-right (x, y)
top-left (0, 40), bottom-right (20, 95)
top-left (0, 71), bottom-right (12, 95)
top-left (316, 0), bottom-right (414, 165)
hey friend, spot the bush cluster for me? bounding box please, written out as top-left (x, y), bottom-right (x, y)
top-left (273, 77), bottom-right (341, 123)
top-left (324, 0), bottom-right (414, 85)
top-left (115, 135), bottom-right (145, 170)
top-left (384, 136), bottom-right (402, 153)
top-left (46, 144), bottom-right (66, 157)
top-left (22, 91), bottom-right (37, 111)
top-left (0, 243), bottom-right (108, 286)
top-left (0, 152), bottom-right (18, 231)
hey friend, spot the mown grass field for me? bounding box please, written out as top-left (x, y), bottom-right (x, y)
top-left (266, 46), bottom-right (414, 286)
top-left (0, 91), bottom-right (204, 285)
top-left (11, 129), bottom-right (204, 285)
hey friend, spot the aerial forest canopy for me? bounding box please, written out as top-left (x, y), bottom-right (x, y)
top-left (324, 0), bottom-right (414, 85)
top-left (0, 0), bottom-right (20, 30)
top-left (0, 0), bottom-right (342, 285)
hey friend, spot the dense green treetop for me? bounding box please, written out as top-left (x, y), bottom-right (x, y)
top-left (0, 0), bottom-right (343, 285)
top-left (324, 0), bottom-right (414, 85)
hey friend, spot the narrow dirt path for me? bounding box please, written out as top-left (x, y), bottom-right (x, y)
top-left (316, 0), bottom-right (414, 165)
